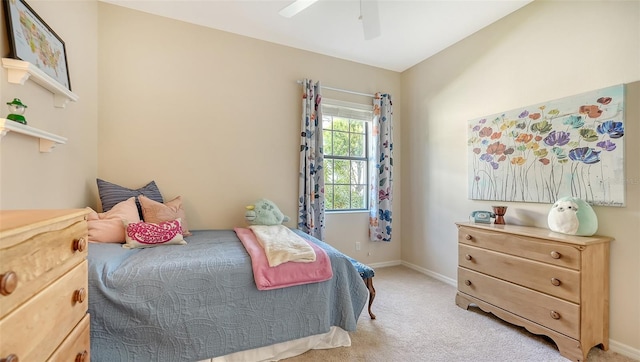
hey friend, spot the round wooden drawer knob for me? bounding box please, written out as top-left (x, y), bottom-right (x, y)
top-left (0, 272), bottom-right (18, 296)
top-left (74, 288), bottom-right (87, 303)
top-left (550, 278), bottom-right (561, 286)
top-left (464, 234), bottom-right (472, 240)
top-left (1, 354), bottom-right (19, 362)
top-left (550, 251), bottom-right (561, 259)
top-left (465, 254), bottom-right (472, 261)
top-left (74, 237), bottom-right (87, 252)
top-left (75, 350), bottom-right (88, 362)
top-left (464, 280), bottom-right (472, 286)
top-left (550, 310), bottom-right (561, 319)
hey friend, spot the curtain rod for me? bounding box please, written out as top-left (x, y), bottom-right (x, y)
top-left (296, 80), bottom-right (374, 98)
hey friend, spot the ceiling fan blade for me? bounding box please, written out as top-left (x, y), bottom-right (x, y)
top-left (361, 0), bottom-right (380, 40)
top-left (278, 0), bottom-right (319, 18)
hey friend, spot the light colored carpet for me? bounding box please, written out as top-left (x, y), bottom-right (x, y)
top-left (285, 265), bottom-right (637, 362)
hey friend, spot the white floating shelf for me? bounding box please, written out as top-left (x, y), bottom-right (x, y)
top-left (2, 58), bottom-right (79, 108)
top-left (0, 118), bottom-right (67, 152)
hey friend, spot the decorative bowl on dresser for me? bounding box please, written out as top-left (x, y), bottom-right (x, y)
top-left (0, 209), bottom-right (91, 362)
top-left (455, 222), bottom-right (612, 362)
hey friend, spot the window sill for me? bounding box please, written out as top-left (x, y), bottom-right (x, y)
top-left (326, 209), bottom-right (369, 214)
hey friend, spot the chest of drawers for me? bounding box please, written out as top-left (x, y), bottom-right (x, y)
top-left (0, 209), bottom-right (91, 362)
top-left (455, 222), bottom-right (611, 362)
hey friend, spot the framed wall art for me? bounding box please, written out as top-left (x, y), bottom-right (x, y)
top-left (3, 0), bottom-right (72, 91)
top-left (468, 84), bottom-right (625, 207)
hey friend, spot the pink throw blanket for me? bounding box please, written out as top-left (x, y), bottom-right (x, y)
top-left (234, 227), bottom-right (333, 290)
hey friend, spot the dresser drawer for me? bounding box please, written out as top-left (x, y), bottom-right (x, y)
top-left (458, 267), bottom-right (579, 339)
top-left (48, 313), bottom-right (91, 362)
top-left (0, 218), bottom-right (88, 318)
top-left (0, 261), bottom-right (88, 361)
top-left (459, 244), bottom-right (580, 303)
top-left (458, 226), bottom-right (580, 270)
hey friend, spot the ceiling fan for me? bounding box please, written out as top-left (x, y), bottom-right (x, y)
top-left (278, 0), bottom-right (381, 40)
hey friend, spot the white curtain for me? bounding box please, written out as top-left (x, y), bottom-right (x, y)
top-left (297, 79), bottom-right (325, 240)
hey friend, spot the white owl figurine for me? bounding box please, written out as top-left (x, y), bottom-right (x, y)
top-left (547, 196), bottom-right (598, 236)
top-left (548, 199), bottom-right (579, 234)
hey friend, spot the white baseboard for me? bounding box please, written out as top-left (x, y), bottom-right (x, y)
top-left (608, 339), bottom-right (640, 361)
top-left (391, 262), bottom-right (640, 361)
top-left (367, 260), bottom-right (402, 269)
top-left (399, 260), bottom-right (457, 286)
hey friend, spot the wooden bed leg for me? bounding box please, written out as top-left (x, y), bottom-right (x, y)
top-left (364, 277), bottom-right (376, 319)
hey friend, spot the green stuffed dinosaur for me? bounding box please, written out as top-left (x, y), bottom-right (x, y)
top-left (245, 198), bottom-right (291, 226)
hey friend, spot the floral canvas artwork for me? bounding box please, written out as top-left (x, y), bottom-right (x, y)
top-left (468, 85), bottom-right (625, 206)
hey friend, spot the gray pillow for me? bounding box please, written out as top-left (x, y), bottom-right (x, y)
top-left (97, 179), bottom-right (164, 219)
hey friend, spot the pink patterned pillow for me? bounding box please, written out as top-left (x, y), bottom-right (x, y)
top-left (122, 218), bottom-right (187, 249)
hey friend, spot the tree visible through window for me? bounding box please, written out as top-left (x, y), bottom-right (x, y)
top-left (322, 101), bottom-right (372, 211)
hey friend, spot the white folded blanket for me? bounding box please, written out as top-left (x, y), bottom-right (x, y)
top-left (248, 225), bottom-right (316, 267)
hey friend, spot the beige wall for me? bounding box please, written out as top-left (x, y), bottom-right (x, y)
top-left (97, 3), bottom-right (402, 262)
top-left (401, 0), bottom-right (639, 355)
top-left (0, 1), bottom-right (98, 209)
top-left (2, 0), bottom-right (637, 358)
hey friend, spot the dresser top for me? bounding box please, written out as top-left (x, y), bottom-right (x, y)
top-left (0, 209), bottom-right (90, 238)
top-left (456, 222), bottom-right (613, 245)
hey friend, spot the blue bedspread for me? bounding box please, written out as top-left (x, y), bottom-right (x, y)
top-left (88, 229), bottom-right (368, 362)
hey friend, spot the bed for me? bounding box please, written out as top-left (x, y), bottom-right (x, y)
top-left (87, 228), bottom-right (368, 362)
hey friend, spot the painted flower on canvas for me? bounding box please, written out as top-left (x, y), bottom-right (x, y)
top-left (467, 85), bottom-right (625, 206)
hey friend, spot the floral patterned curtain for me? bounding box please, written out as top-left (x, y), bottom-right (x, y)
top-left (369, 93), bottom-right (394, 242)
top-left (298, 79), bottom-right (325, 240)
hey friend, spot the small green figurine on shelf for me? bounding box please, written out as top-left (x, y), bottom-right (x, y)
top-left (6, 98), bottom-right (28, 125)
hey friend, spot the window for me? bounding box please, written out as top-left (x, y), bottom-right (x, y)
top-left (322, 100), bottom-right (373, 212)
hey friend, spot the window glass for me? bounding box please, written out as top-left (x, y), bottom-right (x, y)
top-left (322, 99), bottom-right (373, 212)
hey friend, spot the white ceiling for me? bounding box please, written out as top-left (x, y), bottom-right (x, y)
top-left (100, 0), bottom-right (533, 72)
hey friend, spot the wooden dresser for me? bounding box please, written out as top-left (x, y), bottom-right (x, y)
top-left (0, 209), bottom-right (91, 362)
top-left (455, 222), bottom-right (611, 362)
